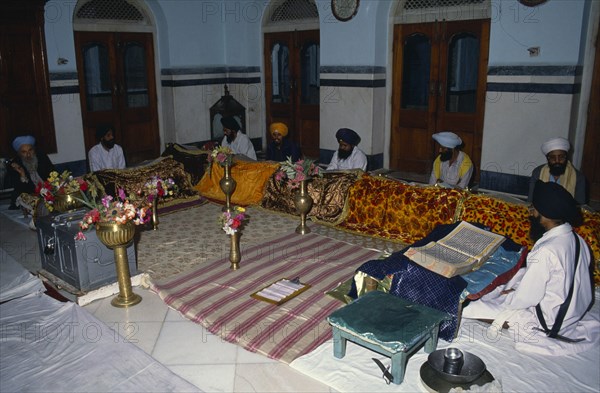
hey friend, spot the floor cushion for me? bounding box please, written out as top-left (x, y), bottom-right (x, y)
top-left (195, 159), bottom-right (279, 206)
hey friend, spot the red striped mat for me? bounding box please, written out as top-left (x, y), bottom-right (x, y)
top-left (150, 231), bottom-right (381, 363)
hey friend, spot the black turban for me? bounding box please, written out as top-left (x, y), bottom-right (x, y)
top-left (336, 128), bottom-right (361, 146)
top-left (221, 116), bottom-right (240, 131)
top-left (96, 124), bottom-right (114, 140)
top-left (532, 180), bottom-right (580, 224)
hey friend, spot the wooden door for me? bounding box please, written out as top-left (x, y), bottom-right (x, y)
top-left (581, 28), bottom-right (600, 204)
top-left (264, 30), bottom-right (320, 158)
top-left (390, 20), bottom-right (489, 180)
top-left (74, 31), bottom-right (159, 166)
top-left (0, 0), bottom-right (56, 158)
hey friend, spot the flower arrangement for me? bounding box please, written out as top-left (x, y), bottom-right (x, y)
top-left (219, 206), bottom-right (247, 235)
top-left (35, 170), bottom-right (89, 211)
top-left (75, 188), bottom-right (152, 241)
top-left (208, 145), bottom-right (234, 168)
top-left (138, 176), bottom-right (177, 202)
top-left (274, 157), bottom-right (321, 189)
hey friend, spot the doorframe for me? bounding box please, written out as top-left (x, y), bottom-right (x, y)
top-left (261, 1), bottom-right (320, 153)
top-left (384, 0), bottom-right (492, 170)
top-left (71, 0), bottom-right (164, 156)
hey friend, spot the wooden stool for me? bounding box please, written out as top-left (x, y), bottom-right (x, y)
top-left (327, 291), bottom-right (450, 385)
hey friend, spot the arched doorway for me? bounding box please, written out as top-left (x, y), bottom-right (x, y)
top-left (390, 0), bottom-right (491, 182)
top-left (263, 0), bottom-right (320, 159)
top-left (73, 0), bottom-right (160, 166)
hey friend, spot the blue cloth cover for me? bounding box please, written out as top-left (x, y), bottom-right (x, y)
top-left (349, 222), bottom-right (523, 341)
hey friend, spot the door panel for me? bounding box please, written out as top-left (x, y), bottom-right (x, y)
top-left (0, 0), bottom-right (56, 158)
top-left (581, 27), bottom-right (600, 204)
top-left (391, 19), bottom-right (489, 180)
top-left (265, 30), bottom-right (320, 159)
top-left (75, 31), bottom-right (159, 166)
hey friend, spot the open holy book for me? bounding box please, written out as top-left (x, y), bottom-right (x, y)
top-left (404, 221), bottom-right (506, 278)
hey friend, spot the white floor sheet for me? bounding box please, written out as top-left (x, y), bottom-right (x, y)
top-left (0, 248), bottom-right (45, 302)
top-left (291, 291), bottom-right (600, 393)
top-left (0, 268), bottom-right (202, 392)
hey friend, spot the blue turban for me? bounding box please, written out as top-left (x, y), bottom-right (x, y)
top-left (336, 128), bottom-right (361, 146)
top-left (12, 135), bottom-right (36, 151)
top-left (432, 132), bottom-right (462, 149)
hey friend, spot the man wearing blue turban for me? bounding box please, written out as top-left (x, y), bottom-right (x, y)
top-left (7, 135), bottom-right (55, 210)
top-left (429, 131), bottom-right (473, 189)
top-left (326, 128), bottom-right (367, 171)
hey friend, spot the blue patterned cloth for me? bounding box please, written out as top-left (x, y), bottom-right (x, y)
top-left (349, 222), bottom-right (523, 341)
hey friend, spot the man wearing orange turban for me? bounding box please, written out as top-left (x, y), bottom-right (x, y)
top-left (266, 122), bottom-right (301, 162)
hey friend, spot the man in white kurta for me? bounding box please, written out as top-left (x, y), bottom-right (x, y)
top-left (88, 125), bottom-right (126, 172)
top-left (462, 181), bottom-right (594, 354)
top-left (326, 128), bottom-right (367, 171)
top-left (429, 131), bottom-right (473, 189)
top-left (220, 116), bottom-right (257, 160)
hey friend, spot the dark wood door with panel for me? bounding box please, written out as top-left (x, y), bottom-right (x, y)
top-left (390, 19), bottom-right (489, 181)
top-left (264, 30), bottom-right (320, 159)
top-left (0, 0), bottom-right (56, 159)
top-left (74, 31), bottom-right (159, 166)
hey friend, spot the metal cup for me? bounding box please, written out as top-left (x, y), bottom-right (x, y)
top-left (443, 347), bottom-right (464, 375)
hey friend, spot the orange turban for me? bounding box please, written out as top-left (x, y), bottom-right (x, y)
top-left (269, 122), bottom-right (288, 137)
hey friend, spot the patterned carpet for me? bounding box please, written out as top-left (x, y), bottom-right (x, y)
top-left (150, 231), bottom-right (383, 363)
top-left (137, 202), bottom-right (407, 282)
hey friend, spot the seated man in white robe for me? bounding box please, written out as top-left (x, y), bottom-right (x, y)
top-left (88, 124), bottom-right (126, 172)
top-left (429, 131), bottom-right (473, 189)
top-left (462, 180), bottom-right (594, 354)
top-left (220, 116), bottom-right (257, 160)
top-left (326, 128), bottom-right (367, 171)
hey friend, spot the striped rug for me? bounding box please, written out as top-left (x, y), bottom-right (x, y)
top-left (150, 231), bottom-right (381, 364)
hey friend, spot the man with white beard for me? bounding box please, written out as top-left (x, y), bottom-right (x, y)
top-left (7, 135), bottom-right (55, 211)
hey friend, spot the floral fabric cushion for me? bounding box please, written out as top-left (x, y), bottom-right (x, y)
top-left (459, 194), bottom-right (600, 286)
top-left (338, 175), bottom-right (467, 244)
top-left (260, 170), bottom-right (360, 223)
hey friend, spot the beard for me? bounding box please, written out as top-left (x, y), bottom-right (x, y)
top-left (440, 150), bottom-right (453, 162)
top-left (101, 139), bottom-right (115, 150)
top-left (226, 133), bottom-right (235, 144)
top-left (549, 162), bottom-right (567, 177)
top-left (338, 147), bottom-right (353, 160)
top-left (529, 215), bottom-right (546, 242)
top-left (21, 154), bottom-right (38, 174)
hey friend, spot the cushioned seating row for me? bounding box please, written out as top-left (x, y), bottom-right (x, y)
top-left (192, 160), bottom-right (600, 286)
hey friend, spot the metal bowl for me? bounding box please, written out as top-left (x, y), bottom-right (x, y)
top-left (427, 349), bottom-right (486, 384)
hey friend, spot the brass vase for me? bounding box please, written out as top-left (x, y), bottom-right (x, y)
top-left (151, 197), bottom-right (159, 230)
top-left (53, 191), bottom-right (84, 212)
top-left (229, 231), bottom-right (241, 270)
top-left (219, 162), bottom-right (236, 214)
top-left (95, 221), bottom-right (142, 308)
top-left (293, 179), bottom-right (313, 235)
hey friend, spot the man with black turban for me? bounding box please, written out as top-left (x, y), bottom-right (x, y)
top-left (88, 124), bottom-right (126, 172)
top-left (326, 128), bottom-right (367, 171)
top-left (463, 181), bottom-right (593, 354)
top-left (220, 116), bottom-right (256, 160)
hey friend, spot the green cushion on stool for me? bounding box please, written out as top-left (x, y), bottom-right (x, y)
top-left (328, 291), bottom-right (451, 352)
top-left (327, 291), bottom-right (452, 385)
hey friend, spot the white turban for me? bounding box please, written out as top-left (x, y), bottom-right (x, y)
top-left (12, 135), bottom-right (36, 151)
top-left (432, 132), bottom-right (462, 148)
top-left (541, 137), bottom-right (570, 156)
